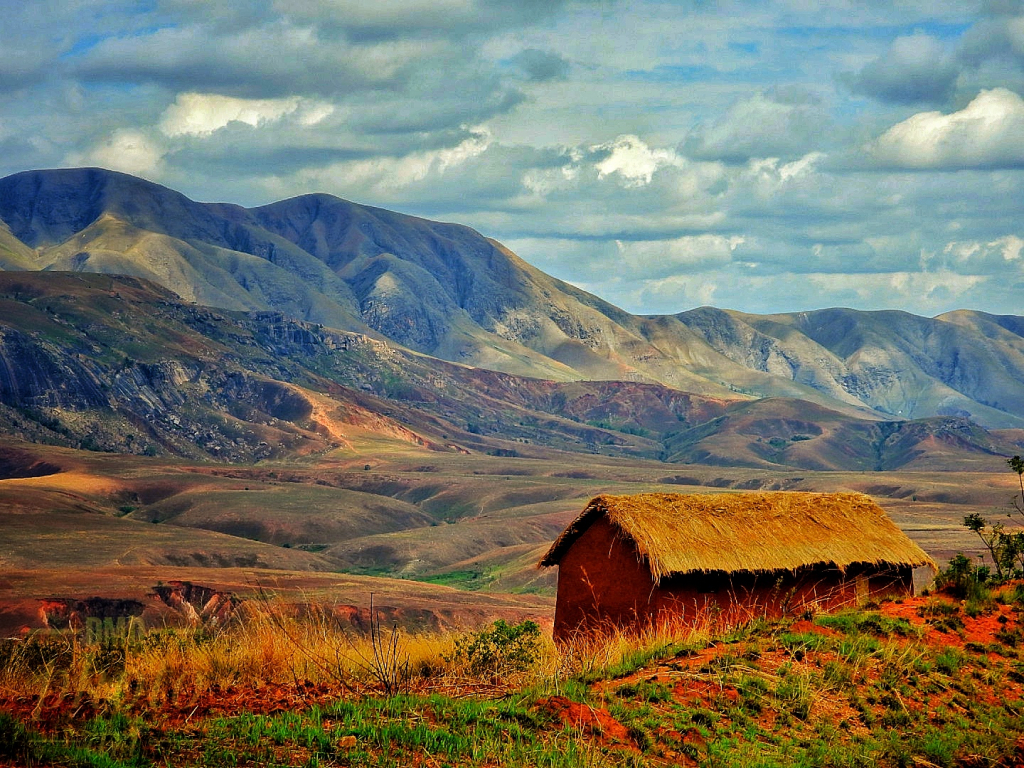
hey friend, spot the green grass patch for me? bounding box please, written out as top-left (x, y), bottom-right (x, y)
top-left (419, 569), bottom-right (493, 590)
top-left (815, 610), bottom-right (915, 637)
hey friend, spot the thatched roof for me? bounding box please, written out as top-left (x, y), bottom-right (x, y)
top-left (539, 492), bottom-right (935, 583)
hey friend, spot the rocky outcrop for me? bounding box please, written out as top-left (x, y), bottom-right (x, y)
top-left (0, 328), bottom-right (109, 409)
top-left (152, 581), bottom-right (240, 626)
top-left (35, 583), bottom-right (240, 636)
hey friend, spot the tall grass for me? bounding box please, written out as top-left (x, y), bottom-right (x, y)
top-left (0, 601), bottom-right (727, 707)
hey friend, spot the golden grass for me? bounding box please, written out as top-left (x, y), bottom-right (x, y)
top-left (542, 491), bottom-right (936, 582)
top-left (0, 606), bottom-right (532, 702)
top-left (0, 470), bottom-right (124, 495)
top-left (0, 599), bottom-right (729, 708)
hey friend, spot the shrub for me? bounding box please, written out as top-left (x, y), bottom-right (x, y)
top-left (935, 648), bottom-right (964, 675)
top-left (936, 554), bottom-right (991, 601)
top-left (918, 599), bottom-right (965, 634)
top-left (445, 619), bottom-right (541, 677)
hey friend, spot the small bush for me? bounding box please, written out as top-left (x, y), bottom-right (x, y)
top-left (0, 634), bottom-right (77, 676)
top-left (995, 627), bottom-right (1022, 648)
top-left (937, 553), bottom-right (991, 601)
top-left (775, 672), bottom-right (813, 720)
top-left (615, 679), bottom-right (672, 703)
top-left (935, 648), bottom-right (965, 675)
top-left (919, 599), bottom-right (965, 634)
top-left (445, 619), bottom-right (541, 677)
top-left (779, 631), bottom-right (829, 656)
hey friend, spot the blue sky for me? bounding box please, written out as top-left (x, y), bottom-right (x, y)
top-left (3, 0), bottom-right (1024, 317)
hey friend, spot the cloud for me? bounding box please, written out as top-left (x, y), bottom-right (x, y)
top-left (277, 126), bottom-right (493, 197)
top-left (72, 22), bottom-right (459, 98)
top-left (637, 273), bottom-right (721, 311)
top-left (593, 135), bottom-right (684, 187)
top-left (65, 129), bottom-right (165, 176)
top-left (804, 270), bottom-right (988, 310)
top-left (959, 12), bottom-right (1024, 67)
top-left (928, 234), bottom-right (1024, 272)
top-left (848, 33), bottom-right (959, 105)
top-left (0, 50), bottom-right (52, 93)
top-left (159, 93), bottom-right (324, 137)
top-left (511, 49), bottom-right (571, 82)
top-left (685, 91), bottom-right (833, 161)
top-left (278, 0), bottom-right (567, 41)
top-left (625, 268), bottom-right (992, 316)
top-left (867, 87), bottom-right (1024, 169)
top-left (6, 0), bottom-right (1024, 320)
top-left (615, 234), bottom-right (745, 276)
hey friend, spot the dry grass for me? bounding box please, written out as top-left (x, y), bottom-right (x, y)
top-left (0, 603), bottom-right (551, 705)
top-left (554, 611), bottom-right (720, 685)
top-left (0, 598), bottom-right (736, 711)
top-left (1, 470), bottom-right (125, 495)
top-left (7, 593), bottom-right (1024, 768)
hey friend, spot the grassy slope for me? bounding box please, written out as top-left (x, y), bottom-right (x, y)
top-left (3, 591), bottom-right (1024, 767)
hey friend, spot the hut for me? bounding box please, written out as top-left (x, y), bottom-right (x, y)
top-left (539, 492), bottom-right (935, 640)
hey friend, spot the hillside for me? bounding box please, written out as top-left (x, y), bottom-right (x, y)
top-left (2, 168), bottom-right (1024, 428)
top-left (1, 271), bottom-right (1020, 477)
top-left (5, 589), bottom-right (1024, 767)
top-left (0, 417), bottom-right (1013, 613)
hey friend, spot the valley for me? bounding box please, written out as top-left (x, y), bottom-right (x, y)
top-left (0, 428), bottom-right (1014, 636)
top-left (0, 168), bottom-right (1022, 639)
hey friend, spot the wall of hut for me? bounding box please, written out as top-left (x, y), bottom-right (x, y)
top-left (552, 516), bottom-right (915, 640)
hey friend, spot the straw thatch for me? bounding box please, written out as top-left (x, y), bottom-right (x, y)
top-left (540, 492), bottom-right (934, 583)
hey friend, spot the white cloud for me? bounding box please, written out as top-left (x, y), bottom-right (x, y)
top-left (807, 270), bottom-right (987, 307)
top-left (997, 234), bottom-right (1024, 261)
top-left (160, 92), bottom-right (333, 137)
top-left (639, 273), bottom-right (720, 310)
top-left (937, 234), bottom-right (1024, 270)
top-left (745, 153), bottom-right (825, 182)
top-left (868, 88), bottom-right (1024, 169)
top-left (593, 135), bottom-right (683, 187)
top-left (66, 129), bottom-right (164, 176)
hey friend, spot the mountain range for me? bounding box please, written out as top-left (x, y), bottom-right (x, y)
top-left (0, 167), bottom-right (1022, 475)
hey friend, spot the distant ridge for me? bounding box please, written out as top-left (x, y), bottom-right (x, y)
top-left (0, 270), bottom-right (1021, 472)
top-left (2, 167), bottom-right (1023, 429)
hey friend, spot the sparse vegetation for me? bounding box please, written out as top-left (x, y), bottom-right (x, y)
top-left (969, 456), bottom-right (1024, 569)
top-left (4, 594), bottom-right (1024, 767)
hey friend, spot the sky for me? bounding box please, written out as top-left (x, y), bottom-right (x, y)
top-left (3, 1), bottom-right (1024, 317)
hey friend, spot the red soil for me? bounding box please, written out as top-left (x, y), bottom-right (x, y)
top-left (537, 695), bottom-right (636, 749)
